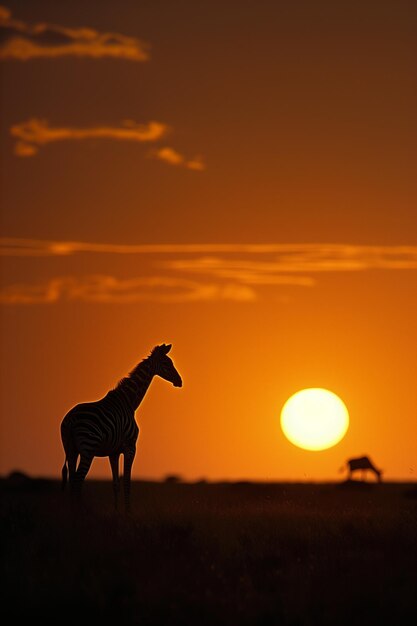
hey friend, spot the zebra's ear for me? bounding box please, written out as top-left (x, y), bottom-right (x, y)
top-left (162, 343), bottom-right (172, 354)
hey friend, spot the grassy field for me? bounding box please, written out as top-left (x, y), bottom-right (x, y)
top-left (2, 477), bottom-right (417, 625)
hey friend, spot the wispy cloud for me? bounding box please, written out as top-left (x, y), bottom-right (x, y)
top-left (2, 8), bottom-right (206, 169)
top-left (0, 5), bottom-right (149, 61)
top-left (1, 239), bottom-right (416, 305)
top-left (162, 248), bottom-right (417, 288)
top-left (153, 147), bottom-right (206, 171)
top-left (1, 239), bottom-right (313, 256)
top-left (11, 118), bottom-right (168, 157)
top-left (10, 120), bottom-right (206, 168)
top-left (166, 258), bottom-right (315, 287)
top-left (0, 275), bottom-right (256, 304)
top-left (165, 249), bottom-right (417, 276)
top-left (1, 238), bottom-right (417, 268)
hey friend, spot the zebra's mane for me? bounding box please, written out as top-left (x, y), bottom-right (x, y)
top-left (114, 356), bottom-right (151, 391)
top-left (112, 347), bottom-right (165, 392)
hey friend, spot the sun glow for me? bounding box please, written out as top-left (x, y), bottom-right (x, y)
top-left (280, 388), bottom-right (349, 451)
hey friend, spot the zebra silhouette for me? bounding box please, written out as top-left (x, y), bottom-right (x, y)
top-left (60, 343), bottom-right (182, 511)
top-left (341, 456), bottom-right (383, 482)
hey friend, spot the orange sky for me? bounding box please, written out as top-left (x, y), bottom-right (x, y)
top-left (1, 0), bottom-right (416, 481)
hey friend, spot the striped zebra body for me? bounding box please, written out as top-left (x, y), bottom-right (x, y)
top-left (61, 343), bottom-right (182, 511)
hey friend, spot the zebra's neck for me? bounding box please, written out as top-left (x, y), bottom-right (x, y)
top-left (113, 358), bottom-right (155, 411)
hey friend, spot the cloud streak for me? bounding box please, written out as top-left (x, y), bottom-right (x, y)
top-left (153, 147), bottom-right (206, 171)
top-left (0, 275), bottom-right (256, 305)
top-left (10, 120), bottom-right (206, 169)
top-left (0, 5), bottom-right (149, 61)
top-left (11, 118), bottom-right (168, 156)
top-left (1, 239), bottom-right (416, 305)
top-left (2, 8), bottom-right (206, 168)
top-left (1, 238), bottom-right (417, 268)
top-left (165, 250), bottom-right (417, 275)
top-left (166, 259), bottom-right (315, 287)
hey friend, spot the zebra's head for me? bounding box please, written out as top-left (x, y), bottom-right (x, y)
top-left (150, 344), bottom-right (183, 387)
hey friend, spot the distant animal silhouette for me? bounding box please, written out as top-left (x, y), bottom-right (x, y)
top-left (341, 456), bottom-right (383, 482)
top-left (61, 344), bottom-right (182, 511)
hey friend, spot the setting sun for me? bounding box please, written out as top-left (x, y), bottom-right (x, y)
top-left (280, 388), bottom-right (349, 451)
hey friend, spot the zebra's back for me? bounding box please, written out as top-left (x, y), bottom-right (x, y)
top-left (61, 395), bottom-right (139, 458)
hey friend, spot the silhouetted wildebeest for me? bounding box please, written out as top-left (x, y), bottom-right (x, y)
top-left (341, 456), bottom-right (383, 482)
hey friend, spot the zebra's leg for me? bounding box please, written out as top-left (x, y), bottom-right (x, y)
top-left (123, 447), bottom-right (136, 513)
top-left (68, 453), bottom-right (78, 485)
top-left (71, 454), bottom-right (93, 502)
top-left (109, 453), bottom-right (120, 511)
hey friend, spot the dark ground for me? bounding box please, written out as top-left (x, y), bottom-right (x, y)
top-left (1, 476), bottom-right (417, 625)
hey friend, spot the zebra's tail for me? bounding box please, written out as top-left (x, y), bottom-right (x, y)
top-left (61, 458), bottom-right (68, 491)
